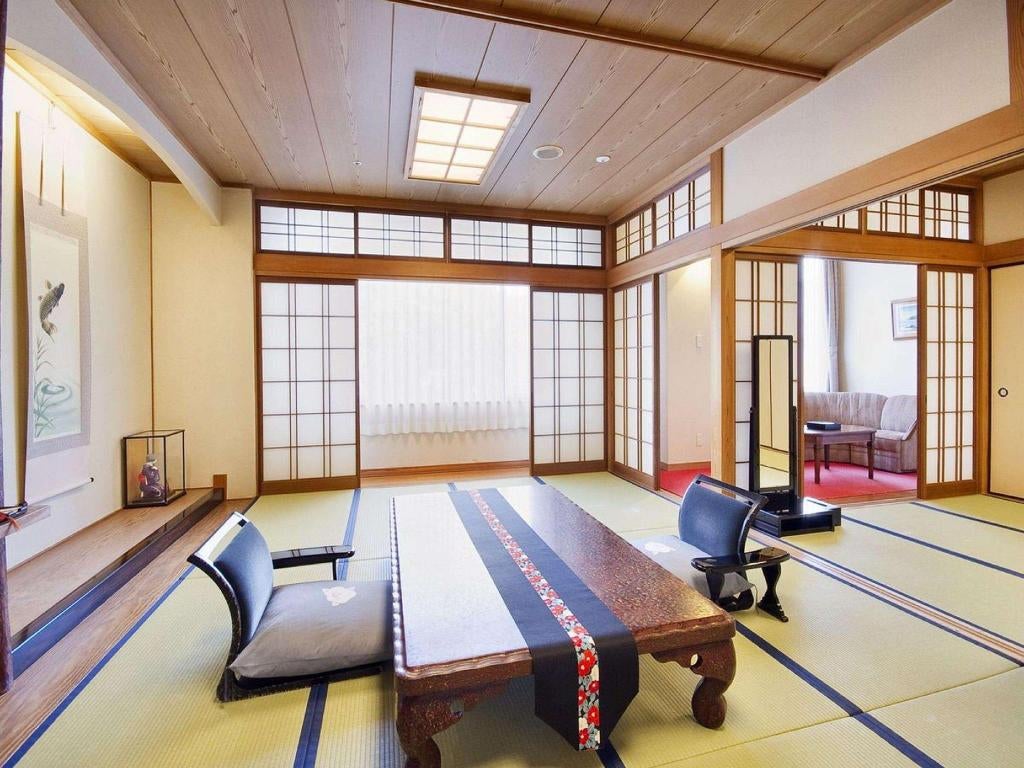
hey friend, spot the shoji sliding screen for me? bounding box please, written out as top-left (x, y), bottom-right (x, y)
top-left (612, 279), bottom-right (658, 487)
top-left (921, 267), bottom-right (977, 495)
top-left (531, 289), bottom-right (605, 474)
top-left (257, 279), bottom-right (359, 493)
top-left (734, 258), bottom-right (799, 489)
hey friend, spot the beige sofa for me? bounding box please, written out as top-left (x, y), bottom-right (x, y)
top-left (804, 392), bottom-right (918, 473)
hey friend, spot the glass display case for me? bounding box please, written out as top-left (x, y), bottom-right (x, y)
top-left (122, 429), bottom-right (186, 507)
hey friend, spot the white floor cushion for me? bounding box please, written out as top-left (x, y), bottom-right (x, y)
top-left (630, 534), bottom-right (753, 599)
top-left (230, 579), bottom-right (391, 679)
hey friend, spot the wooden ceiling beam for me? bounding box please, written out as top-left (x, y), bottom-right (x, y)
top-left (387, 0), bottom-right (828, 81)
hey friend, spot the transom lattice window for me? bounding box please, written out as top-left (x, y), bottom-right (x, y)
top-left (613, 280), bottom-right (656, 479)
top-left (259, 204), bottom-right (355, 254)
top-left (810, 211), bottom-right (859, 230)
top-left (450, 217), bottom-right (529, 263)
top-left (923, 189), bottom-right (971, 241)
top-left (865, 192), bottom-right (921, 236)
top-left (357, 212), bottom-right (444, 258)
top-left (924, 269), bottom-right (975, 486)
top-left (256, 202), bottom-right (602, 267)
top-left (531, 225), bottom-right (603, 267)
top-left (671, 169), bottom-right (711, 239)
top-left (614, 209), bottom-right (653, 264)
top-left (258, 280), bottom-right (358, 490)
top-left (531, 290), bottom-right (605, 469)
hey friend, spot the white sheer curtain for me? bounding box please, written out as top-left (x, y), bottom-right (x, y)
top-left (358, 280), bottom-right (530, 436)
top-left (803, 258), bottom-right (830, 393)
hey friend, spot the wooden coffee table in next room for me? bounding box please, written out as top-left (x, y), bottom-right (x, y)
top-left (804, 425), bottom-right (877, 484)
top-left (390, 484), bottom-right (736, 768)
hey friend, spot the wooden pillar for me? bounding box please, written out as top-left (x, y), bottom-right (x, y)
top-left (709, 246), bottom-right (736, 483)
top-left (0, 539), bottom-right (12, 692)
top-left (0, 0), bottom-right (11, 695)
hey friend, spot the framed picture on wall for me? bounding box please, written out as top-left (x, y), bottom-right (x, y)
top-left (891, 298), bottom-right (918, 340)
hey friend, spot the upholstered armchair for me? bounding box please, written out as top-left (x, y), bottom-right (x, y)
top-left (189, 513), bottom-right (391, 701)
top-left (632, 476), bottom-right (789, 621)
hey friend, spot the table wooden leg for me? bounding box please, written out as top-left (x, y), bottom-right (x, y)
top-left (867, 438), bottom-right (874, 479)
top-left (757, 564), bottom-right (789, 623)
top-left (654, 639), bottom-right (735, 728)
top-left (823, 444), bottom-right (830, 470)
top-left (397, 683), bottom-right (506, 768)
top-left (813, 440), bottom-right (821, 484)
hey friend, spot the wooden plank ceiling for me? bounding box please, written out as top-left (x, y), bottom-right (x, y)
top-left (66, 0), bottom-right (939, 216)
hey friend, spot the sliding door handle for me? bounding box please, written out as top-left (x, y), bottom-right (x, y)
top-left (997, 387), bottom-right (1009, 398)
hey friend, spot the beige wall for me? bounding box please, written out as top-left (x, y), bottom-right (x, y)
top-left (723, 0), bottom-right (1010, 220)
top-left (151, 183), bottom-right (256, 498)
top-left (3, 71), bottom-right (152, 567)
top-left (659, 259), bottom-right (712, 466)
top-left (838, 261), bottom-right (918, 397)
top-left (983, 169), bottom-right (1024, 245)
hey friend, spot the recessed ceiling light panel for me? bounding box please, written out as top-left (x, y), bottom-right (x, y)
top-left (407, 81), bottom-right (529, 185)
top-left (532, 145), bottom-right (563, 160)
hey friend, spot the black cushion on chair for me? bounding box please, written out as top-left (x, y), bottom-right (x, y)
top-left (679, 481), bottom-right (755, 558)
top-left (213, 522), bottom-right (275, 645)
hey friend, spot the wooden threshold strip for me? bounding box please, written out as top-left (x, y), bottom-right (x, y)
top-left (361, 459), bottom-right (530, 480)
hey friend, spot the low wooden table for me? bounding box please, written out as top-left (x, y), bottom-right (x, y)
top-left (804, 425), bottom-right (877, 484)
top-left (390, 485), bottom-right (736, 768)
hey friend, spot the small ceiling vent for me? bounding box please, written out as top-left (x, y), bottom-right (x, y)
top-left (532, 145), bottom-right (563, 160)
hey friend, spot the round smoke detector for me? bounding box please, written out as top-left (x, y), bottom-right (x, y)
top-left (532, 145), bottom-right (563, 160)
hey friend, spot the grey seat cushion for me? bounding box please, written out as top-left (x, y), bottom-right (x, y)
top-left (230, 579), bottom-right (391, 680)
top-left (630, 534), bottom-right (752, 599)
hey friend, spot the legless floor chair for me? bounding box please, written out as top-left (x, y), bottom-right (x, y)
top-left (632, 475), bottom-right (790, 622)
top-left (189, 513), bottom-right (391, 701)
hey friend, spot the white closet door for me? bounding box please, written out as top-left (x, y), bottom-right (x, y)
top-left (991, 264), bottom-right (1024, 499)
top-left (259, 280), bottom-right (359, 492)
top-left (531, 289), bottom-right (605, 473)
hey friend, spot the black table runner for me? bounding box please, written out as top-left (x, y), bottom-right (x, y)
top-left (450, 488), bottom-right (638, 750)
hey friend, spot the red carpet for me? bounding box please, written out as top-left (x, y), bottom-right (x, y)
top-left (660, 461), bottom-right (916, 501)
top-left (803, 461), bottom-right (917, 500)
top-left (659, 464), bottom-right (711, 496)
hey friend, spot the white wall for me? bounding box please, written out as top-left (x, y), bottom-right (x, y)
top-left (837, 261), bottom-right (918, 396)
top-left (723, 0), bottom-right (1010, 221)
top-left (659, 259), bottom-right (712, 465)
top-left (361, 430), bottom-right (529, 470)
top-left (983, 169), bottom-right (1024, 244)
top-left (151, 184), bottom-right (257, 498)
top-left (3, 71), bottom-right (152, 567)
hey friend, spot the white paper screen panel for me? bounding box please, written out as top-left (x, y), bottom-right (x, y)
top-left (613, 280), bottom-right (655, 477)
top-left (260, 281), bottom-right (358, 483)
top-left (532, 291), bottom-right (605, 466)
top-left (924, 269), bottom-right (975, 485)
top-left (734, 259), bottom-right (799, 488)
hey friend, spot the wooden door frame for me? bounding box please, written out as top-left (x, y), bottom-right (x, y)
top-left (528, 286), bottom-right (608, 477)
top-left (607, 275), bottom-right (661, 490)
top-left (254, 276), bottom-right (361, 495)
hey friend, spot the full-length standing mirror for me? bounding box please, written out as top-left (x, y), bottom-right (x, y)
top-left (749, 335), bottom-right (797, 500)
top-left (749, 335), bottom-right (841, 536)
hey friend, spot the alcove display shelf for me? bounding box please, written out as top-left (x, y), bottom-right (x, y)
top-left (122, 429), bottom-right (186, 507)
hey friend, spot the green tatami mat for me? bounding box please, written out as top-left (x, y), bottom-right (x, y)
top-left (788, 521), bottom-right (1024, 645)
top-left (870, 668), bottom-right (1024, 767)
top-left (844, 501), bottom-right (1024, 573)
top-left (657, 715), bottom-right (920, 768)
top-left (915, 494), bottom-right (1024, 530)
top-left (352, 483), bottom-right (448, 561)
top-left (451, 475), bottom-right (537, 490)
top-left (15, 577), bottom-right (310, 768)
top-left (540, 473), bottom-right (678, 533)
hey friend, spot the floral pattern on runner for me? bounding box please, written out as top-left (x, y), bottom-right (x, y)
top-left (468, 490), bottom-right (601, 749)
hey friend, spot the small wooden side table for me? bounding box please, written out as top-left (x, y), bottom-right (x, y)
top-left (1, 505), bottom-right (49, 693)
top-left (803, 425), bottom-right (877, 484)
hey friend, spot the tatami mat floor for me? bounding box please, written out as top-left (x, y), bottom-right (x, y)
top-left (5, 473), bottom-right (1022, 767)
